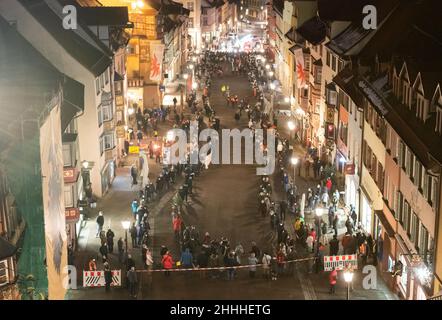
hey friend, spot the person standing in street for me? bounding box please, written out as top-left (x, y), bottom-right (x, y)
top-left (162, 251), bottom-right (174, 277)
top-left (104, 262), bottom-right (112, 292)
top-left (88, 258), bottom-right (97, 271)
top-left (99, 243), bottom-right (108, 263)
top-left (329, 267), bottom-right (338, 294)
top-left (130, 222), bottom-right (137, 248)
top-left (127, 266), bottom-right (138, 298)
top-left (329, 234), bottom-right (340, 256)
top-left (117, 237), bottom-right (124, 263)
top-left (96, 211), bottom-right (104, 237)
top-left (106, 229), bottom-right (115, 253)
top-left (262, 252), bottom-right (271, 279)
top-left (248, 252), bottom-right (258, 278)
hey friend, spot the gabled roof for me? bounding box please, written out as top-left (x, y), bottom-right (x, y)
top-left (295, 16), bottom-right (326, 46)
top-left (18, 0), bottom-right (112, 76)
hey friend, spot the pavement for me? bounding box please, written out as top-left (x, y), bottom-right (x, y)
top-left (68, 57), bottom-right (398, 300)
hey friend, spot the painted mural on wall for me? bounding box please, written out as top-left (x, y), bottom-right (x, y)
top-left (39, 103), bottom-right (68, 300)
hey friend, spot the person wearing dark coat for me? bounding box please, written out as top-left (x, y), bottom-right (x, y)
top-left (130, 223), bottom-right (137, 248)
top-left (104, 263), bottom-right (112, 292)
top-left (329, 235), bottom-right (340, 256)
top-left (117, 237), bottom-right (124, 263)
top-left (99, 243), bottom-right (108, 263)
top-left (127, 267), bottom-right (138, 298)
top-left (106, 229), bottom-right (115, 253)
top-left (279, 200), bottom-right (287, 221)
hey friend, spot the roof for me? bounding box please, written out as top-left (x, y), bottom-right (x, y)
top-left (318, 0), bottom-right (397, 22)
top-left (295, 16), bottom-right (327, 46)
top-left (0, 236), bottom-right (17, 260)
top-left (333, 67), bottom-right (363, 107)
top-left (357, 73), bottom-right (442, 166)
top-left (326, 23), bottom-right (371, 56)
top-left (18, 0), bottom-right (112, 76)
top-left (273, 0), bottom-right (284, 16)
top-left (0, 15), bottom-right (84, 146)
top-left (77, 6), bottom-right (130, 26)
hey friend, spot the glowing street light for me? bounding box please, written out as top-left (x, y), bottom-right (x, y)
top-left (192, 82), bottom-right (198, 90)
top-left (188, 64), bottom-right (194, 70)
top-left (268, 71), bottom-right (274, 77)
top-left (288, 121), bottom-right (296, 131)
top-left (82, 160), bottom-right (89, 169)
top-left (192, 56), bottom-right (197, 62)
top-left (343, 267), bottom-right (354, 300)
top-left (291, 156), bottom-right (299, 185)
top-left (269, 83), bottom-right (276, 90)
top-left (128, 107), bottom-right (135, 115)
top-left (265, 64), bottom-right (270, 70)
top-left (284, 96), bottom-right (290, 103)
top-left (183, 73), bottom-right (189, 80)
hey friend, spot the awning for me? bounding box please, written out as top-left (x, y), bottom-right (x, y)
top-left (61, 77), bottom-right (85, 132)
top-left (0, 236), bottom-right (17, 260)
top-left (375, 210), bottom-right (395, 238)
top-left (62, 133), bottom-right (78, 143)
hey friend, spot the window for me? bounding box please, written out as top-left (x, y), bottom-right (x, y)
top-left (399, 141), bottom-right (406, 169)
top-left (64, 185), bottom-right (74, 208)
top-left (100, 133), bottom-right (115, 155)
top-left (100, 74), bottom-right (105, 89)
top-left (402, 201), bottom-right (410, 233)
top-left (406, 151), bottom-right (415, 181)
top-left (188, 18), bottom-right (194, 28)
top-left (396, 191), bottom-right (403, 220)
top-left (418, 225), bottom-right (428, 256)
top-left (436, 107), bottom-right (442, 134)
top-left (102, 104), bottom-right (112, 122)
top-left (305, 56), bottom-right (310, 73)
top-left (338, 60), bottom-right (343, 72)
top-left (203, 17), bottom-right (208, 26)
top-left (410, 212), bottom-right (419, 245)
top-left (0, 260), bottom-right (9, 286)
top-left (326, 50), bottom-right (331, 67)
top-left (331, 55), bottom-right (337, 72)
top-left (104, 69), bottom-right (109, 84)
top-left (96, 78), bottom-right (100, 95)
top-left (98, 104), bottom-right (113, 126)
top-left (314, 65), bottom-right (322, 84)
top-left (63, 144), bottom-right (73, 167)
top-left (415, 160), bottom-right (423, 190)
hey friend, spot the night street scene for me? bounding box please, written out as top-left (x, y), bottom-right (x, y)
top-left (1, 0), bottom-right (442, 307)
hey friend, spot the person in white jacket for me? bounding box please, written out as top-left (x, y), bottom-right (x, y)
top-left (262, 252), bottom-right (272, 279)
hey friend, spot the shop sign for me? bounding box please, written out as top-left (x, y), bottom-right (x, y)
top-left (327, 107), bottom-right (335, 123)
top-left (129, 145), bottom-right (140, 154)
top-left (65, 207), bottom-right (80, 223)
top-left (63, 167), bottom-right (78, 184)
top-left (116, 126), bottom-right (126, 139)
top-left (345, 163), bottom-right (355, 175)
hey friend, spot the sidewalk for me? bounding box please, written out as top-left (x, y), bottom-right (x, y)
top-left (268, 134), bottom-right (397, 300)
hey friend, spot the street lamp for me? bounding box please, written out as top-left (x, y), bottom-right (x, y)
top-left (343, 267), bottom-right (354, 300)
top-left (122, 220), bottom-right (131, 254)
top-left (192, 82), bottom-right (198, 90)
top-left (269, 83), bottom-right (276, 90)
top-left (128, 107), bottom-right (135, 115)
top-left (192, 56), bottom-right (197, 62)
top-left (82, 160), bottom-right (89, 169)
top-left (284, 96), bottom-right (290, 104)
top-left (188, 64), bottom-right (194, 70)
top-left (268, 71), bottom-right (274, 78)
top-left (183, 73), bottom-right (189, 80)
top-left (288, 121), bottom-right (296, 131)
top-left (265, 64), bottom-right (270, 70)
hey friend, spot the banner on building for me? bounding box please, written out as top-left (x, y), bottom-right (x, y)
top-left (39, 103), bottom-right (68, 300)
top-left (149, 43), bottom-right (165, 82)
top-left (294, 48), bottom-right (306, 88)
top-left (83, 270), bottom-right (122, 287)
top-left (323, 255), bottom-right (358, 271)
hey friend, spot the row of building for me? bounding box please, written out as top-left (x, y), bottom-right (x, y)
top-left (0, 0), bottom-right (238, 299)
top-left (263, 0), bottom-right (442, 299)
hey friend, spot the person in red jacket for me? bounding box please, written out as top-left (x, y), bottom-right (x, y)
top-left (162, 251), bottom-right (174, 277)
top-left (326, 178), bottom-right (332, 192)
top-left (172, 214), bottom-right (182, 242)
top-left (329, 267), bottom-right (338, 294)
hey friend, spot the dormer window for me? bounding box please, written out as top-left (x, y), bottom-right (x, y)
top-left (416, 94), bottom-right (428, 122)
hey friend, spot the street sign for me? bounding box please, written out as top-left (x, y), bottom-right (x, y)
top-left (323, 255), bottom-right (358, 271)
top-left (129, 145), bottom-right (140, 154)
top-left (83, 270), bottom-right (121, 288)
